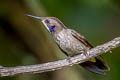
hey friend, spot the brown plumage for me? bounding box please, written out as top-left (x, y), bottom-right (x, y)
top-left (26, 14), bottom-right (110, 75)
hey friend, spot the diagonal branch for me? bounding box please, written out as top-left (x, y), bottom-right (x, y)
top-left (0, 37), bottom-right (120, 77)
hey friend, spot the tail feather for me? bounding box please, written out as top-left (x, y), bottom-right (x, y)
top-left (80, 57), bottom-right (109, 75)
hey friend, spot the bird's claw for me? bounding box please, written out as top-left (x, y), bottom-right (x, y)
top-left (83, 49), bottom-right (89, 58)
top-left (67, 56), bottom-right (73, 66)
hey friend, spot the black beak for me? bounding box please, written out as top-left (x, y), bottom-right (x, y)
top-left (26, 14), bottom-right (43, 21)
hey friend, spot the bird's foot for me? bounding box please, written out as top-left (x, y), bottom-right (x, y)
top-left (67, 56), bottom-right (73, 66)
top-left (83, 49), bottom-right (89, 58)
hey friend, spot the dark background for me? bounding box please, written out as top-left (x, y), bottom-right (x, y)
top-left (0, 0), bottom-right (120, 80)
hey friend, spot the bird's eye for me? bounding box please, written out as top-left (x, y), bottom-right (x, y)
top-left (49, 26), bottom-right (55, 32)
top-left (45, 20), bottom-right (50, 23)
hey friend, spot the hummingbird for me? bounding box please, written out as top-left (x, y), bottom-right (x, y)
top-left (26, 14), bottom-right (110, 75)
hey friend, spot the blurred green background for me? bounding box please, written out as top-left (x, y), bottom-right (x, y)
top-left (0, 0), bottom-right (120, 80)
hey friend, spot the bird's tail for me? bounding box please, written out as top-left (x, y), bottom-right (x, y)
top-left (80, 57), bottom-right (110, 75)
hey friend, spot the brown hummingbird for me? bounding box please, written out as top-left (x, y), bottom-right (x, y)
top-left (26, 14), bottom-right (110, 75)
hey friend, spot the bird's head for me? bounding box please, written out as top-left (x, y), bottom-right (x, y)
top-left (26, 14), bottom-right (66, 34)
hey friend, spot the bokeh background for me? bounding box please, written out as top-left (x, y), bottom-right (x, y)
top-left (0, 0), bottom-right (120, 80)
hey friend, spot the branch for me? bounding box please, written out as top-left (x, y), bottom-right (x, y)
top-left (0, 37), bottom-right (120, 77)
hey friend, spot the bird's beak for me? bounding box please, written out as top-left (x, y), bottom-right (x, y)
top-left (26, 14), bottom-right (43, 21)
top-left (26, 14), bottom-right (50, 32)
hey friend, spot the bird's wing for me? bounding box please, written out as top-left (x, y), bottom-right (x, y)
top-left (71, 29), bottom-right (93, 49)
top-left (71, 29), bottom-right (104, 59)
top-left (71, 29), bottom-right (109, 74)
top-left (71, 29), bottom-right (96, 62)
